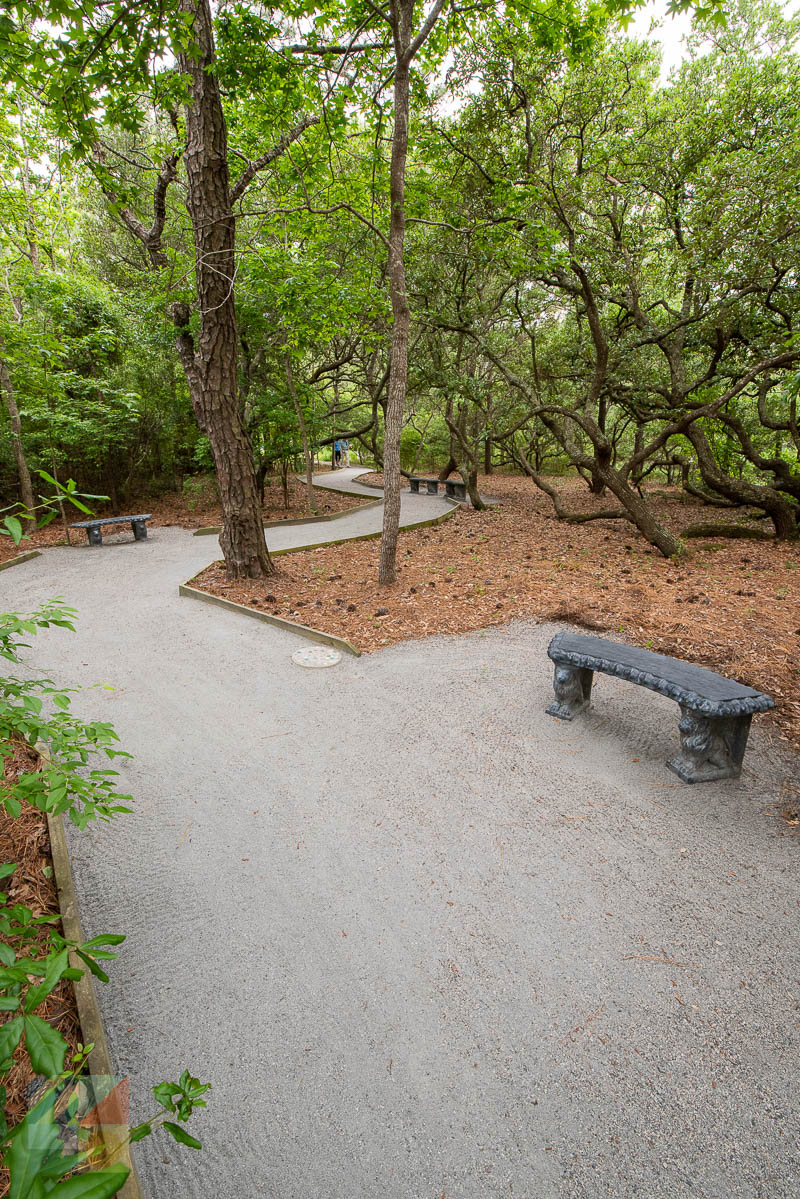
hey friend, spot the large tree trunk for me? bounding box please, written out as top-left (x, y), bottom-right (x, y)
top-left (685, 424), bottom-right (798, 540)
top-left (597, 463), bottom-right (684, 556)
top-left (540, 414), bottom-right (683, 556)
top-left (0, 346), bottom-right (35, 514)
top-left (378, 47), bottom-right (411, 587)
top-left (174, 0), bottom-right (273, 578)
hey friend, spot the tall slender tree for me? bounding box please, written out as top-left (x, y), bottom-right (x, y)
top-left (0, 0), bottom-right (318, 577)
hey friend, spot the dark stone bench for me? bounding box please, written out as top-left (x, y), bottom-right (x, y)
top-left (546, 631), bottom-right (773, 784)
top-left (70, 514), bottom-right (152, 546)
top-left (408, 477), bottom-right (441, 495)
top-left (444, 479), bottom-right (467, 502)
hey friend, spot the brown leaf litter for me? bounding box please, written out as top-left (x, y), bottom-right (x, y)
top-left (191, 474), bottom-right (800, 754)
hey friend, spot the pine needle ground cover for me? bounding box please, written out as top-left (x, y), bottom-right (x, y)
top-left (193, 476), bottom-right (800, 750)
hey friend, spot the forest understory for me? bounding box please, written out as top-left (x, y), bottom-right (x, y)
top-left (192, 475), bottom-right (800, 770)
top-left (0, 744), bottom-right (81, 1197)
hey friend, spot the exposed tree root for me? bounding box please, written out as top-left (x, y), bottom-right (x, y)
top-left (681, 522), bottom-right (774, 541)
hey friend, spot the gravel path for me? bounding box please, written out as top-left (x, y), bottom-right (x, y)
top-left (2, 493), bottom-right (798, 1199)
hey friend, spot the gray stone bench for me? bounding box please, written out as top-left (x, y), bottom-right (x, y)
top-left (444, 479), bottom-right (467, 502)
top-left (546, 631), bottom-right (774, 783)
top-left (70, 514), bottom-right (152, 546)
top-left (408, 477), bottom-right (441, 495)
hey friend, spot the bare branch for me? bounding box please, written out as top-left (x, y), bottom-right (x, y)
top-left (230, 115), bottom-right (320, 206)
top-left (92, 143), bottom-right (178, 270)
top-left (286, 42), bottom-right (388, 54)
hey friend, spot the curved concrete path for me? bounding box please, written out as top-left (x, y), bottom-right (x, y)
top-left (2, 486), bottom-right (798, 1199)
top-left (304, 465), bottom-right (387, 497)
top-left (265, 466), bottom-right (457, 547)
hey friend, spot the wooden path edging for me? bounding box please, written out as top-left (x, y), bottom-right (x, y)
top-left (193, 498), bottom-right (382, 537)
top-left (42, 744), bottom-right (143, 1199)
top-left (181, 502), bottom-right (460, 654)
top-left (178, 584), bottom-right (361, 657)
top-left (0, 549), bottom-right (42, 571)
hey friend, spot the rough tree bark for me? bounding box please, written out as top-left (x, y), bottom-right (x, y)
top-left (0, 345), bottom-right (35, 514)
top-left (685, 424), bottom-right (798, 540)
top-left (90, 0), bottom-right (317, 578)
top-left (170, 0), bottom-right (273, 577)
top-left (445, 402), bottom-right (485, 510)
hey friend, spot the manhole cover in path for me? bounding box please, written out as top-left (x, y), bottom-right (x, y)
top-left (291, 645), bottom-right (342, 669)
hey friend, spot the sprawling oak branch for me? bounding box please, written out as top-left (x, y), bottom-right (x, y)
top-left (230, 115), bottom-right (320, 205)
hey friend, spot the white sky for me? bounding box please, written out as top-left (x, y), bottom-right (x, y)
top-left (626, 0), bottom-right (694, 76)
top-left (626, 0), bottom-right (800, 79)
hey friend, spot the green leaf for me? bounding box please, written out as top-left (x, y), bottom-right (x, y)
top-left (24, 949), bottom-right (69, 1013)
top-left (74, 949), bottom-right (109, 985)
top-left (23, 1013), bottom-right (68, 1076)
top-left (2, 516), bottom-right (24, 545)
top-left (0, 1015), bottom-right (24, 1066)
top-left (46, 1163), bottom-right (130, 1198)
top-left (128, 1122), bottom-right (152, 1143)
top-left (64, 496), bottom-right (93, 515)
top-left (4, 795), bottom-right (22, 818)
top-left (162, 1121), bottom-right (202, 1150)
top-left (6, 1092), bottom-right (63, 1199)
top-left (152, 1080), bottom-right (179, 1108)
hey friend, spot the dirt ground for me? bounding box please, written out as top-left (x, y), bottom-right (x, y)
top-left (0, 473), bottom-right (364, 564)
top-left (0, 742), bottom-right (82, 1197)
top-left (192, 474), bottom-right (800, 761)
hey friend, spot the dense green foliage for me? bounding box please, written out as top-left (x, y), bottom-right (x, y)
top-left (0, 0), bottom-right (797, 553)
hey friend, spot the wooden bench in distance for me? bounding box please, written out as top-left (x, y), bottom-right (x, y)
top-left (546, 631), bottom-right (773, 784)
top-left (70, 514), bottom-right (152, 546)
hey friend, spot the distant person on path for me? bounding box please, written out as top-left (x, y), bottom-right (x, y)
top-left (343, 439), bottom-right (350, 467)
top-left (333, 440), bottom-right (341, 468)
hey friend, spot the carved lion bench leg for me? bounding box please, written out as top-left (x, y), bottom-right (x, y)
top-left (667, 707), bottom-right (753, 783)
top-left (546, 664), bottom-right (593, 721)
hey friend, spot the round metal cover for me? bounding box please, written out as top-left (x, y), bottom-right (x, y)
top-left (291, 645), bottom-right (342, 669)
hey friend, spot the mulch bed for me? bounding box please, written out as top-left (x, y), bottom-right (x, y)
top-left (0, 741), bottom-right (81, 1198)
top-left (191, 474), bottom-right (800, 754)
top-left (0, 474), bottom-right (365, 563)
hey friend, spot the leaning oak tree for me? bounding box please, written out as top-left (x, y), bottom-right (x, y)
top-left (0, 0), bottom-right (317, 577)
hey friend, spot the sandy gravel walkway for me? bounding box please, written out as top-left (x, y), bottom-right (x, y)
top-left (2, 491), bottom-right (798, 1199)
